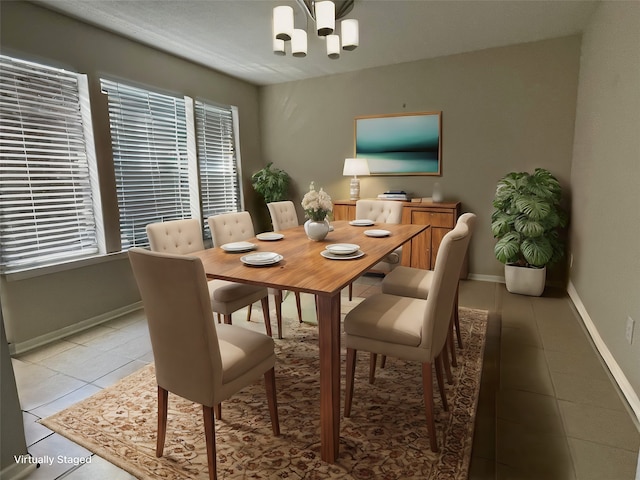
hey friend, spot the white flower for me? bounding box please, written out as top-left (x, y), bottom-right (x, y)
top-left (302, 182), bottom-right (332, 221)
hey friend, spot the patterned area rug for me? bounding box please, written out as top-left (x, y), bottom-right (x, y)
top-left (41, 307), bottom-right (488, 479)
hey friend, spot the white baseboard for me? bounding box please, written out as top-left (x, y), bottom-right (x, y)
top-left (567, 281), bottom-right (640, 425)
top-left (0, 461), bottom-right (37, 480)
top-left (9, 302), bottom-right (143, 356)
top-left (467, 273), bottom-right (504, 283)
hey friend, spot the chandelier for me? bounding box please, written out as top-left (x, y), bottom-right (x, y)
top-left (272, 0), bottom-right (359, 59)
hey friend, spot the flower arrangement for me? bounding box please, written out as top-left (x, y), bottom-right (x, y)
top-left (301, 182), bottom-right (333, 222)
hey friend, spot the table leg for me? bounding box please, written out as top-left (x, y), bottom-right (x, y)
top-left (316, 293), bottom-right (341, 463)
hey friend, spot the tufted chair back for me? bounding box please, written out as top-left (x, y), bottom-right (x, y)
top-left (208, 211), bottom-right (255, 247)
top-left (355, 200), bottom-right (403, 224)
top-left (146, 218), bottom-right (204, 254)
top-left (267, 201), bottom-right (299, 231)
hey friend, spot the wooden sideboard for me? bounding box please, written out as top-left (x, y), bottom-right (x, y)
top-left (333, 199), bottom-right (462, 272)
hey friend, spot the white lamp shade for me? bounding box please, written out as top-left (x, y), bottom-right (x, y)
top-left (273, 6), bottom-right (294, 41)
top-left (343, 158), bottom-right (370, 176)
top-left (327, 35), bottom-right (340, 59)
top-left (273, 37), bottom-right (285, 56)
top-left (292, 29), bottom-right (308, 57)
top-left (315, 1), bottom-right (335, 36)
top-left (341, 19), bottom-right (359, 51)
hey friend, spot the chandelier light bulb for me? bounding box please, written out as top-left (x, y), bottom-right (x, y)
top-left (341, 18), bottom-right (359, 50)
top-left (273, 37), bottom-right (286, 56)
top-left (273, 6), bottom-right (294, 41)
top-left (315, 1), bottom-right (335, 36)
top-left (292, 29), bottom-right (308, 57)
top-left (327, 35), bottom-right (340, 59)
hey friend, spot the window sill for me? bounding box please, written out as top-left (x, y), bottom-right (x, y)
top-left (2, 251), bottom-right (129, 282)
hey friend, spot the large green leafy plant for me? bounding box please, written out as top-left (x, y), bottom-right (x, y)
top-left (491, 168), bottom-right (567, 267)
top-left (251, 162), bottom-right (290, 204)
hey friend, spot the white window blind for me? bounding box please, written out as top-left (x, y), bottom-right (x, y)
top-left (194, 100), bottom-right (242, 236)
top-left (0, 55), bottom-right (103, 273)
top-left (101, 79), bottom-right (190, 249)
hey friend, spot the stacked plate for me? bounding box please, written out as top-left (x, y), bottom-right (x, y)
top-left (220, 241), bottom-right (256, 252)
top-left (321, 243), bottom-right (364, 260)
top-left (364, 229), bottom-right (391, 237)
top-left (240, 252), bottom-right (283, 266)
top-left (256, 232), bottom-right (284, 241)
top-left (349, 219), bottom-right (375, 227)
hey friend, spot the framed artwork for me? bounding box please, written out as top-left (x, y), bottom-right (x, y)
top-left (354, 111), bottom-right (442, 176)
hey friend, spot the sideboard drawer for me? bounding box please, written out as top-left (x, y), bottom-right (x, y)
top-left (411, 211), bottom-right (455, 228)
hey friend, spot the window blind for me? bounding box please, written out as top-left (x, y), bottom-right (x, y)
top-left (194, 101), bottom-right (242, 236)
top-left (0, 55), bottom-right (102, 273)
top-left (101, 79), bottom-right (190, 249)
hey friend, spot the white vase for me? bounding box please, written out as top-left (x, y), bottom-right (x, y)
top-left (504, 264), bottom-right (546, 296)
top-left (304, 218), bottom-right (330, 241)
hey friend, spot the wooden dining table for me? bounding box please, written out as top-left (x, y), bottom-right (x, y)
top-left (191, 219), bottom-right (427, 463)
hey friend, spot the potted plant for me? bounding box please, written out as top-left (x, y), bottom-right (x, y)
top-left (251, 162), bottom-right (290, 204)
top-left (491, 168), bottom-right (567, 296)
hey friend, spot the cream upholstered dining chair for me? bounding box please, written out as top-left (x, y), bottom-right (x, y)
top-left (342, 217), bottom-right (473, 453)
top-left (347, 200), bottom-right (404, 300)
top-left (207, 211), bottom-right (283, 338)
top-left (382, 213), bottom-right (477, 355)
top-left (146, 218), bottom-right (274, 338)
top-left (266, 201), bottom-right (303, 323)
top-left (128, 248), bottom-right (279, 480)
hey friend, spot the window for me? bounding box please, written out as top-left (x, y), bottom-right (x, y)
top-left (101, 79), bottom-right (242, 248)
top-left (0, 55), bottom-right (104, 274)
top-left (193, 99), bottom-right (243, 237)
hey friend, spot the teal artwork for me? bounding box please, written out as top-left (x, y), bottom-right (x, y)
top-left (355, 111), bottom-right (442, 175)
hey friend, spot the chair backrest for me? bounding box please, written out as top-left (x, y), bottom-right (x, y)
top-left (146, 218), bottom-right (205, 254)
top-left (267, 201), bottom-right (299, 231)
top-left (207, 211), bottom-right (255, 247)
top-left (355, 200), bottom-right (403, 224)
top-left (128, 248), bottom-right (222, 407)
top-left (421, 213), bottom-right (477, 358)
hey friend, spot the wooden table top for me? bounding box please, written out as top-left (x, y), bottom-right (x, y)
top-left (192, 220), bottom-right (427, 296)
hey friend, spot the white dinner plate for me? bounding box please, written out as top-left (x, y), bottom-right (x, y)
top-left (256, 232), bottom-right (284, 241)
top-left (241, 252), bottom-right (283, 266)
top-left (325, 243), bottom-right (360, 255)
top-left (364, 229), bottom-right (391, 237)
top-left (320, 250), bottom-right (365, 260)
top-left (220, 241), bottom-right (256, 252)
top-left (349, 219), bottom-right (375, 227)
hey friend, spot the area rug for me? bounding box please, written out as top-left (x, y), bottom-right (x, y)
top-left (41, 307), bottom-right (488, 479)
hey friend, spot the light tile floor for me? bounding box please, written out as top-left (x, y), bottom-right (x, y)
top-left (10, 278), bottom-right (640, 479)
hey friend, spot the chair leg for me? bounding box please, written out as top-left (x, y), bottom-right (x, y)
top-left (434, 355), bottom-right (448, 412)
top-left (344, 348), bottom-right (357, 417)
top-left (448, 313), bottom-right (458, 368)
top-left (246, 303), bottom-right (252, 322)
top-left (421, 362), bottom-right (439, 453)
top-left (454, 287), bottom-right (463, 348)
top-left (260, 296), bottom-right (274, 338)
top-left (215, 403), bottom-right (221, 420)
top-left (264, 367), bottom-right (280, 436)
top-left (216, 313), bottom-right (221, 324)
top-left (380, 355), bottom-right (387, 368)
top-left (274, 290), bottom-right (283, 339)
top-left (156, 386), bottom-right (168, 458)
top-left (442, 339), bottom-right (453, 384)
top-left (368, 353), bottom-right (377, 384)
top-left (294, 291), bottom-right (303, 323)
top-left (223, 314), bottom-right (232, 325)
top-left (348, 283), bottom-right (353, 301)
top-left (202, 405), bottom-right (217, 480)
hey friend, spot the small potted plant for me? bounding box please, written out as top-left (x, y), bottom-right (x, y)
top-left (491, 168), bottom-right (567, 296)
top-left (251, 162), bottom-right (290, 204)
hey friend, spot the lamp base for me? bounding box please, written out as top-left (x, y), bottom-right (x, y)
top-left (349, 177), bottom-right (360, 200)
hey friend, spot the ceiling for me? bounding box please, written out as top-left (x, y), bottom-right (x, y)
top-left (36, 0), bottom-right (599, 86)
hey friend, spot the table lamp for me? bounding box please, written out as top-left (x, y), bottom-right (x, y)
top-left (343, 158), bottom-right (369, 200)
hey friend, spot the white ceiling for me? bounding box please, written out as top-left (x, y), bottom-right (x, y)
top-left (36, 0), bottom-right (599, 86)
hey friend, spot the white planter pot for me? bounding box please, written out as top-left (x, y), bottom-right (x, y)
top-left (504, 264), bottom-right (546, 296)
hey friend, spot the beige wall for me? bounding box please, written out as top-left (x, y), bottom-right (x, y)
top-left (0, 2), bottom-right (263, 346)
top-left (260, 36), bottom-right (582, 280)
top-left (570, 1), bottom-right (640, 404)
